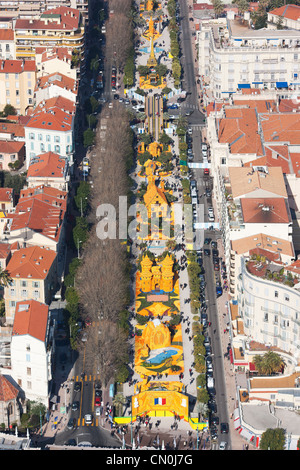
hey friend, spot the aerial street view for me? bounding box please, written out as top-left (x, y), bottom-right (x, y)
top-left (0, 0), bottom-right (300, 456)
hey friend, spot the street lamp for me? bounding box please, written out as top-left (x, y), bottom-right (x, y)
top-left (77, 239), bottom-right (82, 259)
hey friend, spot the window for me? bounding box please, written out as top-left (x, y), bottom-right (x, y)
top-left (274, 291), bottom-right (278, 298)
top-left (30, 133), bottom-right (34, 140)
top-left (33, 290), bottom-right (40, 299)
top-left (21, 281), bottom-right (27, 287)
top-left (54, 145), bottom-right (60, 153)
top-left (26, 354), bottom-right (30, 362)
top-left (5, 81), bottom-right (9, 88)
top-left (55, 136), bottom-right (60, 143)
top-left (27, 381), bottom-right (32, 390)
top-left (285, 295), bottom-right (289, 302)
top-left (27, 367), bottom-right (31, 376)
top-left (264, 313), bottom-right (268, 322)
top-left (32, 281), bottom-right (40, 288)
top-left (6, 90), bottom-right (9, 96)
top-left (38, 134), bottom-right (42, 141)
top-left (10, 288), bottom-right (15, 296)
top-left (46, 135), bottom-right (51, 142)
top-left (21, 289), bottom-right (27, 297)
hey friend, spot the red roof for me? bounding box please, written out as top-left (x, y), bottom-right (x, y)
top-left (0, 121), bottom-right (25, 138)
top-left (0, 375), bottom-right (18, 402)
top-left (0, 60), bottom-right (36, 74)
top-left (6, 245), bottom-right (56, 280)
top-left (0, 140), bottom-right (24, 155)
top-left (269, 4), bottom-right (300, 21)
top-left (15, 6), bottom-right (81, 32)
top-left (19, 184), bottom-right (68, 211)
top-left (35, 72), bottom-right (77, 94)
top-left (27, 151), bottom-right (67, 179)
top-left (0, 29), bottom-right (14, 41)
top-left (12, 300), bottom-right (49, 342)
top-left (241, 198), bottom-right (290, 224)
top-left (0, 188), bottom-right (13, 202)
top-left (10, 197), bottom-right (65, 241)
top-left (25, 104), bottom-right (74, 132)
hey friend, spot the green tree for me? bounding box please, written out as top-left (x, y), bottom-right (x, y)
top-left (0, 267), bottom-right (12, 287)
top-left (211, 0), bottom-right (224, 17)
top-left (83, 128), bottom-right (95, 148)
top-left (3, 104), bottom-right (17, 117)
top-left (73, 216), bottom-right (89, 249)
top-left (260, 428), bottom-right (285, 450)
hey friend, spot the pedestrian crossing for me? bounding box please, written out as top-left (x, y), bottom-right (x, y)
top-left (71, 373), bottom-right (101, 382)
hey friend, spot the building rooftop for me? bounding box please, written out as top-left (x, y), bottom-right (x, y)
top-left (15, 6), bottom-right (81, 32)
top-left (218, 107), bottom-right (263, 155)
top-left (228, 167), bottom-right (287, 199)
top-left (231, 233), bottom-right (294, 258)
top-left (0, 60), bottom-right (36, 74)
top-left (6, 245), bottom-right (56, 280)
top-left (240, 197), bottom-right (291, 224)
top-left (269, 4), bottom-right (300, 21)
top-left (27, 151), bottom-right (67, 179)
top-left (19, 185), bottom-right (68, 211)
top-left (12, 299), bottom-right (49, 342)
top-left (260, 113), bottom-right (300, 146)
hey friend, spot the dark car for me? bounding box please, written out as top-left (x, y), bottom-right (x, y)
top-left (67, 418), bottom-right (76, 430)
top-left (211, 416), bottom-right (219, 425)
top-left (211, 241), bottom-right (217, 249)
top-left (72, 401), bottom-right (79, 411)
top-left (221, 422), bottom-right (229, 434)
top-left (212, 249), bottom-right (219, 258)
top-left (209, 402), bottom-right (217, 413)
top-left (74, 382), bottom-right (82, 393)
top-left (204, 238), bottom-right (211, 245)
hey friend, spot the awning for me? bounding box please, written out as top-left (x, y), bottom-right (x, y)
top-left (276, 82), bottom-right (288, 88)
top-left (233, 408), bottom-right (241, 429)
top-left (238, 84), bottom-right (251, 89)
top-left (239, 427), bottom-right (254, 441)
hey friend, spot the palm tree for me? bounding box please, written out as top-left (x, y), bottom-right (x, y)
top-left (253, 351), bottom-right (285, 375)
top-left (0, 268), bottom-right (12, 288)
top-left (195, 401), bottom-right (209, 421)
top-left (112, 393), bottom-right (127, 416)
top-left (211, 0), bottom-right (224, 18)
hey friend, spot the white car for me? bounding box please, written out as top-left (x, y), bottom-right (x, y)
top-left (95, 407), bottom-right (101, 416)
top-left (219, 441), bottom-right (227, 450)
top-left (85, 414), bottom-right (93, 425)
top-left (188, 127), bottom-right (193, 135)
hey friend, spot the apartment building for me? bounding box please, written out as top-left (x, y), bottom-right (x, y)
top-left (0, 59), bottom-right (36, 115)
top-left (0, 0), bottom-right (88, 22)
top-left (11, 299), bottom-right (53, 407)
top-left (267, 4), bottom-right (300, 31)
top-left (36, 47), bottom-right (78, 80)
top-left (13, 6), bottom-right (85, 59)
top-left (24, 95), bottom-right (75, 167)
top-left (26, 151), bottom-right (70, 191)
top-left (0, 140), bottom-right (25, 171)
top-left (197, 14), bottom-right (300, 99)
top-left (34, 72), bottom-right (78, 104)
top-left (4, 246), bottom-right (57, 324)
top-left (0, 29), bottom-right (15, 60)
top-left (236, 256), bottom-right (300, 360)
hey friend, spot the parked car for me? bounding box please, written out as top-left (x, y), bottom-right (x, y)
top-left (94, 396), bottom-right (101, 407)
top-left (72, 401), bottom-right (79, 411)
top-left (74, 382), bottom-right (82, 393)
top-left (204, 168), bottom-right (209, 176)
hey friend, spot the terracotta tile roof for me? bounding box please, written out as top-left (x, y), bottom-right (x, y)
top-left (231, 233), bottom-right (294, 257)
top-left (218, 107), bottom-right (263, 155)
top-left (35, 72), bottom-right (77, 94)
top-left (10, 197), bottom-right (65, 241)
top-left (34, 95), bottom-right (76, 115)
top-left (41, 47), bottom-right (73, 63)
top-left (0, 140), bottom-right (24, 155)
top-left (0, 29), bottom-right (14, 41)
top-left (0, 375), bottom-right (18, 402)
top-left (19, 185), bottom-right (67, 211)
top-left (6, 245), bottom-right (56, 280)
top-left (12, 299), bottom-right (49, 342)
top-left (240, 197), bottom-right (291, 224)
top-left (269, 4), bottom-right (300, 21)
top-left (27, 151), bottom-right (67, 179)
top-left (15, 6), bottom-right (81, 32)
top-left (233, 99), bottom-right (277, 114)
top-left (25, 103), bottom-right (74, 133)
top-left (0, 60), bottom-right (36, 74)
top-left (0, 188), bottom-right (13, 202)
top-left (0, 121), bottom-right (25, 138)
top-left (260, 113), bottom-right (300, 145)
top-left (244, 146), bottom-right (292, 175)
top-left (0, 242), bottom-right (12, 259)
top-left (228, 167), bottom-right (287, 198)
top-left (278, 98), bottom-right (300, 113)
top-left (290, 153), bottom-right (300, 177)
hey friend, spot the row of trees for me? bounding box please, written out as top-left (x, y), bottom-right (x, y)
top-left (73, 101), bottom-right (135, 386)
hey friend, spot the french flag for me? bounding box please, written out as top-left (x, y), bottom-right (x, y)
top-left (154, 397), bottom-right (166, 405)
